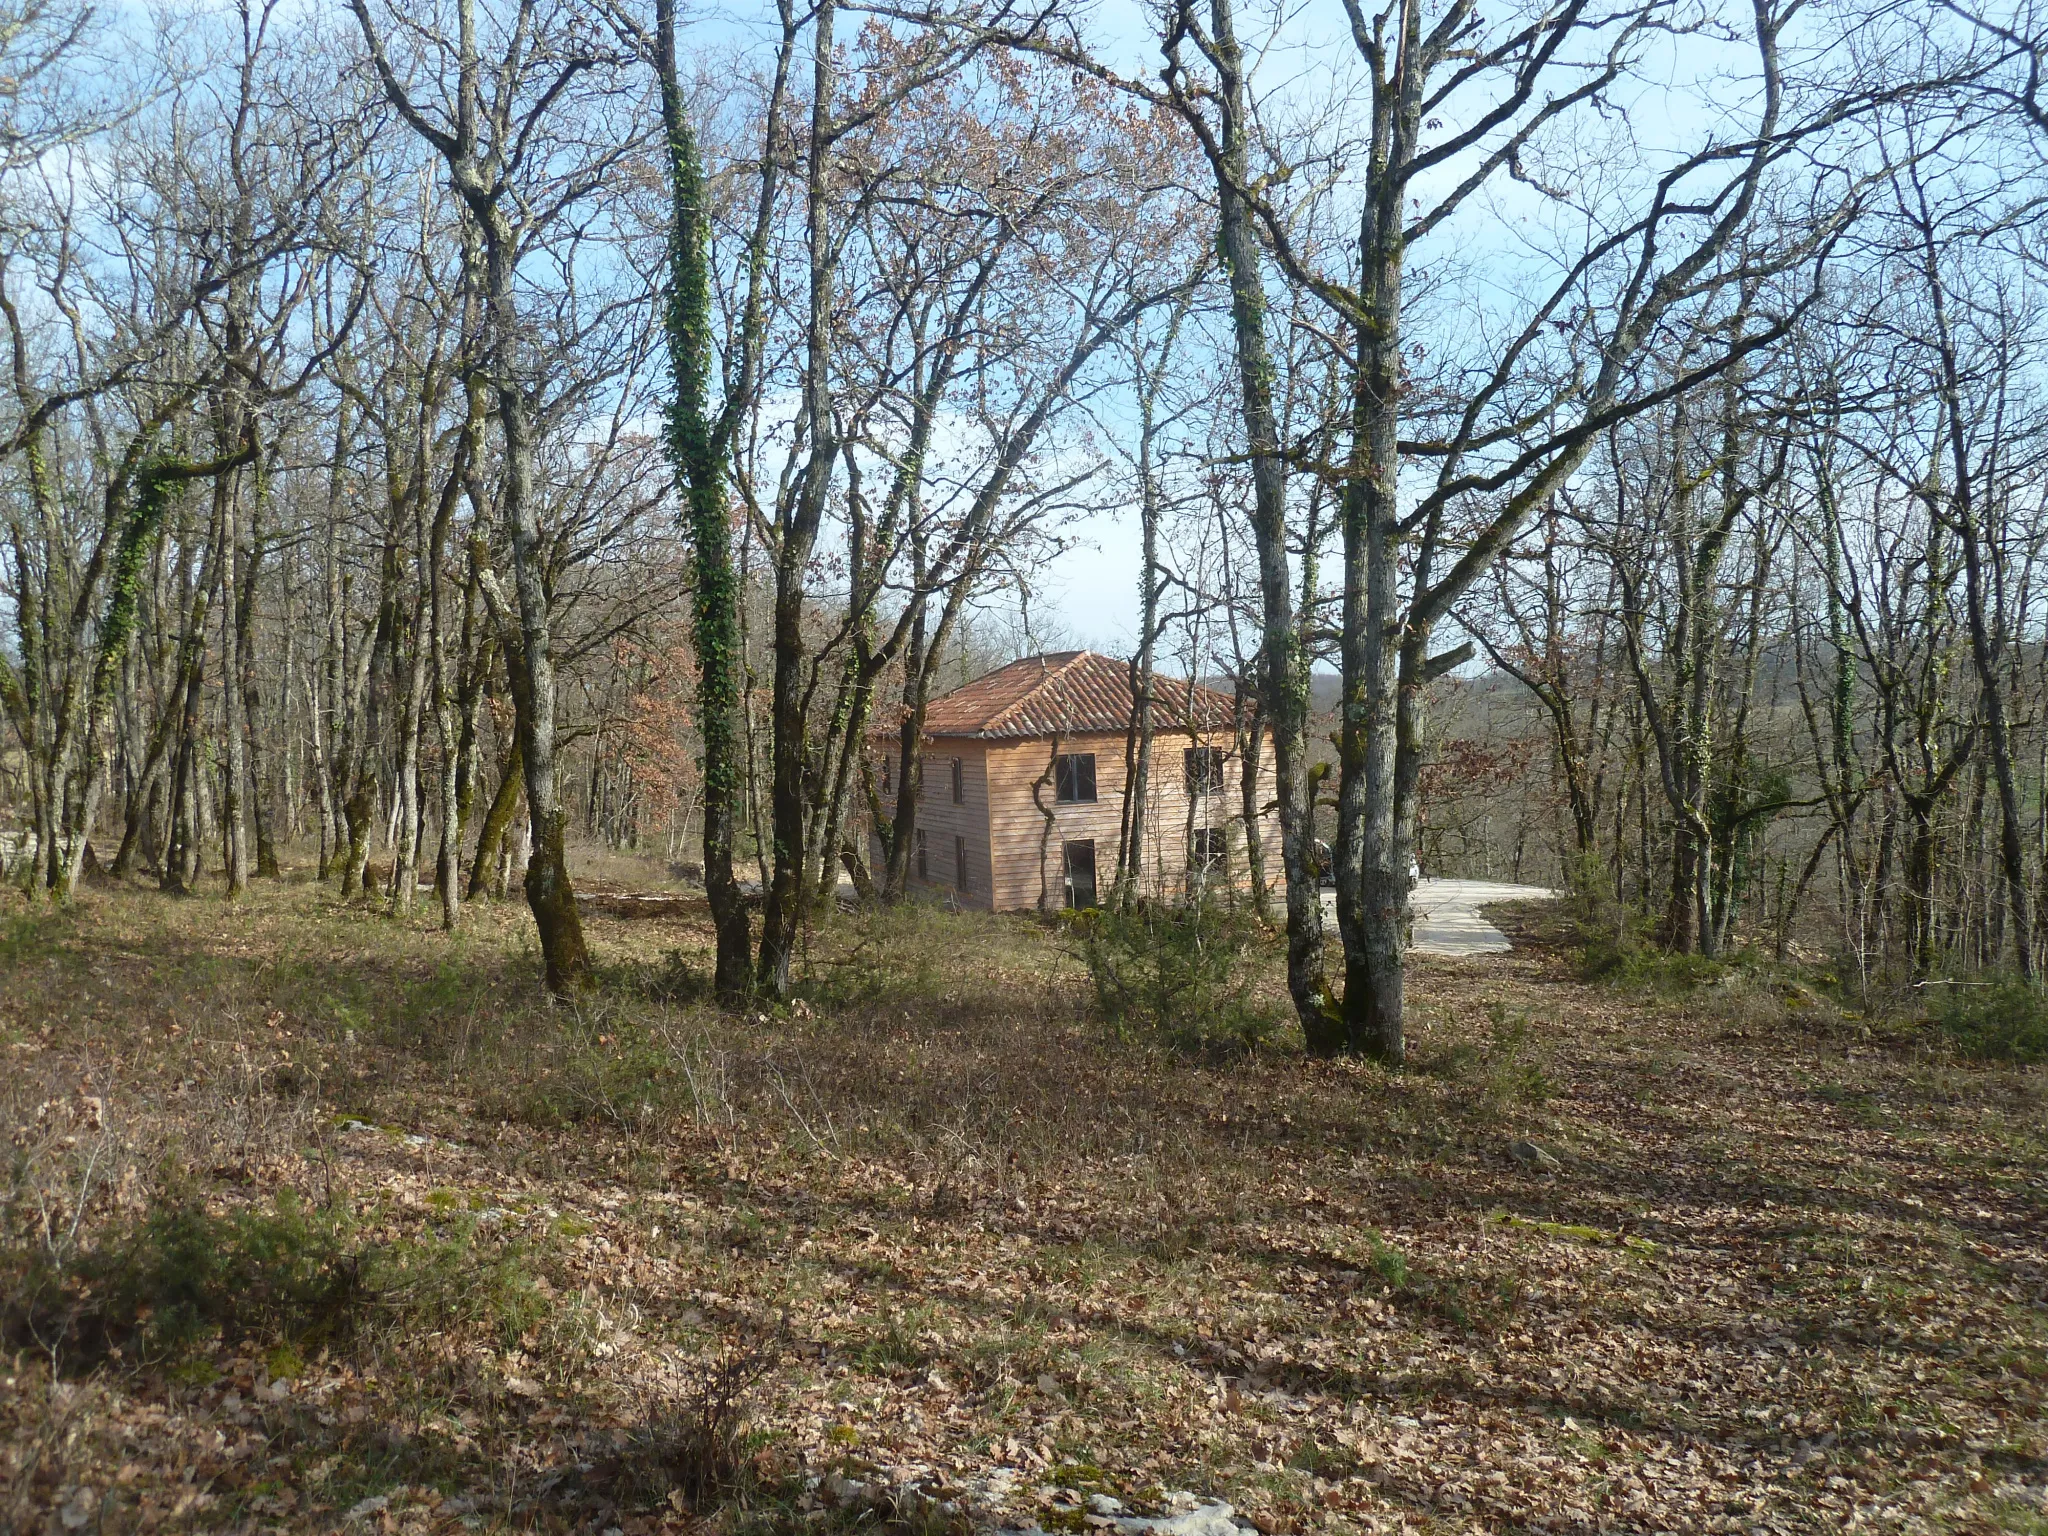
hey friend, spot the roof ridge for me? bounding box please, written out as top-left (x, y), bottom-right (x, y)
top-left (981, 649), bottom-right (1093, 735)
top-left (909, 648), bottom-right (1241, 739)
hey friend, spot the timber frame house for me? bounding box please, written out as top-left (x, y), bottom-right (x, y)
top-left (875, 651), bottom-right (1278, 911)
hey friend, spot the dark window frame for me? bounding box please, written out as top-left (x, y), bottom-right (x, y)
top-left (955, 833), bottom-right (969, 891)
top-left (950, 756), bottom-right (965, 804)
top-left (1190, 825), bottom-right (1227, 874)
top-left (1184, 745), bottom-right (1227, 794)
top-left (1054, 752), bottom-right (1098, 804)
top-left (916, 828), bottom-right (928, 880)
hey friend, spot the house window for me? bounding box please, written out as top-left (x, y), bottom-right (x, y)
top-left (1184, 745), bottom-right (1226, 794)
top-left (880, 754), bottom-right (892, 796)
top-left (1190, 826), bottom-right (1227, 875)
top-left (1063, 839), bottom-right (1098, 909)
top-left (955, 833), bottom-right (969, 891)
top-left (916, 828), bottom-right (928, 879)
top-left (950, 756), bottom-right (964, 804)
top-left (1054, 753), bottom-right (1097, 804)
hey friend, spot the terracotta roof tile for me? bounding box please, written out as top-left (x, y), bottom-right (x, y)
top-left (914, 651), bottom-right (1239, 740)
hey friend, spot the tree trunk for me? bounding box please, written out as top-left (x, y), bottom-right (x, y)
top-left (390, 568), bottom-right (426, 916)
top-left (756, 0), bottom-right (841, 1000)
top-left (342, 533), bottom-right (398, 900)
top-left (163, 501), bottom-right (227, 896)
top-left (655, 0), bottom-right (755, 1000)
top-left (1204, 0), bottom-right (1326, 1040)
top-left (428, 418), bottom-right (468, 930)
top-left (1916, 200), bottom-right (2033, 979)
top-left (469, 738), bottom-right (522, 901)
top-left (1116, 309), bottom-right (1184, 908)
top-left (219, 470), bottom-right (251, 899)
top-left (1234, 681), bottom-right (1268, 911)
top-left (496, 380), bottom-right (589, 991)
top-left (238, 465), bottom-right (280, 880)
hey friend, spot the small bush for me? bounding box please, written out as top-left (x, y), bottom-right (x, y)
top-left (605, 1328), bottom-right (784, 1512)
top-left (1578, 932), bottom-right (1837, 1037)
top-left (1578, 929), bottom-right (1741, 989)
top-left (1930, 981), bottom-right (2048, 1064)
top-left (1568, 882), bottom-right (1746, 989)
top-left (0, 905), bottom-right (57, 963)
top-left (1366, 1233), bottom-right (1408, 1288)
top-left (1, 1190), bottom-right (550, 1370)
top-left (1073, 898), bottom-right (1280, 1053)
top-left (1564, 853), bottom-right (1631, 937)
top-left (374, 1215), bottom-right (551, 1350)
top-left (1420, 1004), bottom-right (1552, 1107)
top-left (1354, 1230), bottom-right (1518, 1332)
top-left (514, 1014), bottom-right (683, 1130)
top-left (800, 903), bottom-right (953, 1013)
top-left (1, 1190), bottom-right (364, 1367)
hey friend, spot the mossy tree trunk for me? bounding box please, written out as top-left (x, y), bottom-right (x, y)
top-left (1187, 0), bottom-right (1329, 1046)
top-left (650, 0), bottom-right (789, 1002)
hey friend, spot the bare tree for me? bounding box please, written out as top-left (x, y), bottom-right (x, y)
top-left (348, 0), bottom-right (643, 990)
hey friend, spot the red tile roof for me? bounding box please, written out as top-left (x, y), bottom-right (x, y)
top-left (914, 651), bottom-right (1240, 740)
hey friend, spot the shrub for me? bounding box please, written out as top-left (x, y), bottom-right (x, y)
top-left (1073, 898), bottom-right (1280, 1053)
top-left (373, 1214), bottom-right (551, 1350)
top-left (513, 1012), bottom-right (684, 1130)
top-left (1366, 1232), bottom-right (1408, 1288)
top-left (0, 1189), bottom-right (549, 1370)
top-left (1577, 928), bottom-right (1739, 989)
top-left (799, 902), bottom-right (952, 1013)
top-left (1563, 851), bottom-right (1629, 933)
top-left (1929, 980), bottom-right (2048, 1064)
top-left (604, 1328), bottom-right (784, 1512)
top-left (0, 905), bottom-right (57, 964)
top-left (1, 1189), bottom-right (364, 1367)
top-left (1356, 1231), bottom-right (1519, 1332)
top-left (1420, 1004), bottom-right (1552, 1107)
top-left (1566, 878), bottom-right (1748, 990)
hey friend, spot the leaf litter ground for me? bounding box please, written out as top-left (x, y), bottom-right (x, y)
top-left (1, 882), bottom-right (2043, 1535)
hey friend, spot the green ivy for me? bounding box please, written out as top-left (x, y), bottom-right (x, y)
top-left (656, 2), bottom-right (750, 998)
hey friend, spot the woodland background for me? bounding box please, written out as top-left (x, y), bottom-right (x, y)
top-left (9, 0), bottom-right (2048, 1045)
top-left (2, 1), bottom-right (2048, 1529)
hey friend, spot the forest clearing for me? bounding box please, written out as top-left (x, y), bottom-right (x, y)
top-left (2, 868), bottom-right (2043, 1535)
top-left (11, 0), bottom-right (2048, 1529)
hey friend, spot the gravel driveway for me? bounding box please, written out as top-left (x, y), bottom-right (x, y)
top-left (1317, 877), bottom-right (1559, 957)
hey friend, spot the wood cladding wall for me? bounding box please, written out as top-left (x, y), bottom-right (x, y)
top-left (872, 742), bottom-right (995, 910)
top-left (980, 729), bottom-right (1278, 911)
top-left (873, 729), bottom-right (1279, 912)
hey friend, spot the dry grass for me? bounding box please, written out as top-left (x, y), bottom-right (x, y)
top-left (0, 871), bottom-right (2044, 1534)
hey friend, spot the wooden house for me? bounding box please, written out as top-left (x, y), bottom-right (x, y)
top-left (874, 651), bottom-right (1278, 911)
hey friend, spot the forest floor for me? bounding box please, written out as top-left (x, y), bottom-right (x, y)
top-left (1, 864), bottom-right (2044, 1536)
